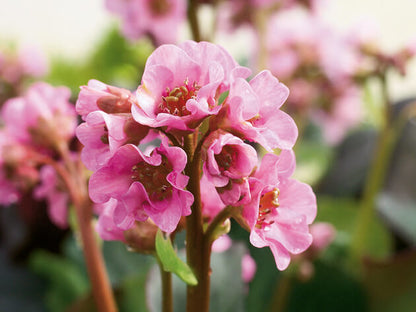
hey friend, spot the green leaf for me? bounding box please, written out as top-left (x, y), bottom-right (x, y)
top-left (29, 250), bottom-right (89, 312)
top-left (155, 230), bottom-right (198, 286)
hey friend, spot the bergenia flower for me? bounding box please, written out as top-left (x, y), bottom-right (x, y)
top-left (88, 138), bottom-right (193, 233)
top-left (76, 110), bottom-right (149, 171)
top-left (242, 152), bottom-right (316, 270)
top-left (202, 131), bottom-right (257, 205)
top-left (95, 198), bottom-right (126, 241)
top-left (200, 173), bottom-right (226, 221)
top-left (1, 82), bottom-right (76, 148)
top-left (34, 165), bottom-right (69, 228)
top-left (105, 0), bottom-right (186, 45)
top-left (132, 41), bottom-right (250, 135)
top-left (76, 80), bottom-right (136, 120)
top-left (214, 70), bottom-right (297, 151)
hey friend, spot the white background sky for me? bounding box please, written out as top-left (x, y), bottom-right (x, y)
top-left (0, 0), bottom-right (415, 100)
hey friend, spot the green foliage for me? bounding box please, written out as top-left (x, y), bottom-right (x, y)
top-left (46, 27), bottom-right (153, 98)
top-left (317, 196), bottom-right (393, 261)
top-left (364, 250), bottom-right (416, 312)
top-left (155, 229), bottom-right (198, 286)
top-left (29, 250), bottom-right (89, 312)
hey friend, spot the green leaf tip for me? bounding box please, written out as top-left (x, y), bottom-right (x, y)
top-left (155, 229), bottom-right (198, 286)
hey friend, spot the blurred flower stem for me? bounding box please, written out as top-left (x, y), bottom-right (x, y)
top-left (350, 71), bottom-right (397, 268)
top-left (188, 0), bottom-right (201, 41)
top-left (157, 255), bottom-right (173, 312)
top-left (39, 148), bottom-right (117, 312)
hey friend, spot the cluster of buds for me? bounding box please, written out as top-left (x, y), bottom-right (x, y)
top-left (77, 41), bottom-right (317, 270)
top-left (0, 45), bottom-right (48, 105)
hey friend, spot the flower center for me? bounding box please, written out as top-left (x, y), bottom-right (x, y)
top-left (149, 0), bottom-right (171, 16)
top-left (256, 188), bottom-right (280, 229)
top-left (159, 81), bottom-right (200, 117)
top-left (215, 145), bottom-right (236, 172)
top-left (131, 155), bottom-right (173, 201)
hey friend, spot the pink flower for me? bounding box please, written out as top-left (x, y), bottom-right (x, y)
top-left (313, 85), bottom-right (362, 145)
top-left (34, 165), bottom-right (69, 228)
top-left (1, 82), bottom-right (76, 148)
top-left (242, 152), bottom-right (316, 270)
top-left (0, 130), bottom-right (40, 203)
top-left (241, 253), bottom-right (256, 283)
top-left (18, 44), bottom-right (48, 78)
top-left (309, 222), bottom-right (335, 252)
top-left (202, 131), bottom-right (257, 205)
top-left (211, 235), bottom-right (232, 253)
top-left (88, 139), bottom-right (193, 233)
top-left (200, 173), bottom-right (226, 220)
top-left (214, 70), bottom-right (297, 151)
top-left (105, 0), bottom-right (186, 45)
top-left (95, 198), bottom-right (126, 241)
top-left (76, 110), bottom-right (149, 171)
top-left (132, 41), bottom-right (250, 135)
top-left (76, 80), bottom-right (136, 120)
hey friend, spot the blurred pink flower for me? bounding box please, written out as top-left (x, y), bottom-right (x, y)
top-left (34, 165), bottom-right (69, 228)
top-left (105, 0), bottom-right (186, 45)
top-left (309, 222), bottom-right (335, 252)
top-left (241, 253), bottom-right (256, 283)
top-left (1, 82), bottom-right (76, 148)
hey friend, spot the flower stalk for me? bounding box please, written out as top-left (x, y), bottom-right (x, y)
top-left (350, 71), bottom-right (397, 267)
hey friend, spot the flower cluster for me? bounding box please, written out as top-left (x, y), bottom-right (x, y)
top-left (105, 0), bottom-right (186, 45)
top-left (0, 82), bottom-right (77, 227)
top-left (77, 40), bottom-right (316, 270)
top-left (0, 45), bottom-right (48, 105)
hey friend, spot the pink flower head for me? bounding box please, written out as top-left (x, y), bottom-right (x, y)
top-left (105, 0), bottom-right (186, 45)
top-left (76, 110), bottom-right (149, 171)
top-left (34, 165), bottom-right (69, 228)
top-left (200, 173), bottom-right (226, 220)
top-left (76, 79), bottom-right (136, 120)
top-left (95, 198), bottom-right (126, 241)
top-left (18, 44), bottom-right (48, 78)
top-left (242, 151), bottom-right (316, 270)
top-left (309, 222), bottom-right (335, 252)
top-left (1, 82), bottom-right (76, 148)
top-left (0, 130), bottom-right (40, 203)
top-left (89, 138), bottom-right (193, 233)
top-left (214, 70), bottom-right (297, 151)
top-left (202, 131), bottom-right (257, 205)
top-left (241, 253), bottom-right (256, 283)
top-left (132, 41), bottom-right (250, 135)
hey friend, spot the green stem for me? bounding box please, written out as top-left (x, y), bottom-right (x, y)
top-left (268, 273), bottom-right (292, 312)
top-left (157, 256), bottom-right (173, 312)
top-left (188, 0), bottom-right (201, 41)
top-left (205, 205), bottom-right (239, 244)
top-left (350, 73), bottom-right (397, 266)
top-left (184, 134), bottom-right (210, 312)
